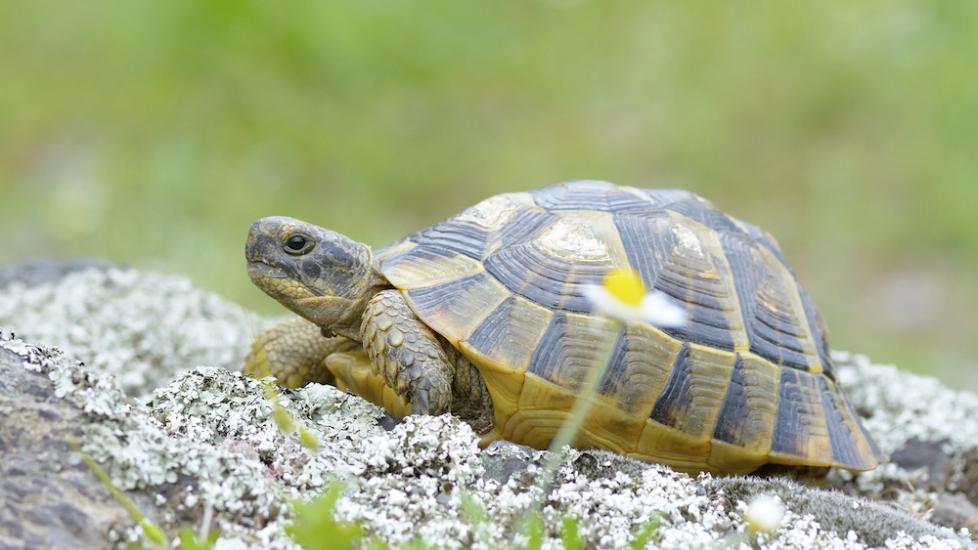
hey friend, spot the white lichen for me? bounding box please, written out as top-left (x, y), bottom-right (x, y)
top-left (1, 268), bottom-right (975, 550)
top-left (834, 351), bottom-right (978, 455)
top-left (0, 268), bottom-right (263, 396)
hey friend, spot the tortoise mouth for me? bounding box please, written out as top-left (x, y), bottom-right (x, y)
top-left (248, 260), bottom-right (323, 307)
top-left (247, 260), bottom-right (287, 281)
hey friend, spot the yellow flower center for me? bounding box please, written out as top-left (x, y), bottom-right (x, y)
top-left (602, 267), bottom-right (647, 307)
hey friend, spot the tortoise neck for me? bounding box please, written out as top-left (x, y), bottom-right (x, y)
top-left (330, 255), bottom-right (392, 341)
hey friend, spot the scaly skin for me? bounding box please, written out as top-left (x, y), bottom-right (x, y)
top-left (247, 305), bottom-right (494, 432)
top-left (450, 354), bottom-right (494, 434)
top-left (245, 316), bottom-right (359, 388)
top-left (245, 216), bottom-right (493, 432)
top-left (324, 349), bottom-right (413, 418)
top-left (246, 297), bottom-right (494, 432)
top-left (358, 290), bottom-right (493, 430)
top-left (360, 289), bottom-right (453, 415)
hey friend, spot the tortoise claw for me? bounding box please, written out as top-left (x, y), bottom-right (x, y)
top-left (410, 382), bottom-right (450, 416)
top-left (411, 387), bottom-right (431, 415)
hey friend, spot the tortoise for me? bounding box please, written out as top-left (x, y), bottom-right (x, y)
top-left (244, 180), bottom-right (882, 474)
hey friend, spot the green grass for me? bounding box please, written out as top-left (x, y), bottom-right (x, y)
top-left (629, 515), bottom-right (663, 550)
top-left (1, 0), bottom-right (976, 387)
top-left (287, 481), bottom-right (370, 550)
top-left (70, 438), bottom-right (219, 549)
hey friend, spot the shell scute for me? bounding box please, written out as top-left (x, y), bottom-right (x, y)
top-left (527, 311), bottom-right (619, 390)
top-left (770, 368), bottom-right (834, 466)
top-left (402, 272), bottom-right (509, 346)
top-left (711, 353), bottom-right (780, 454)
top-left (616, 211), bottom-right (749, 352)
top-left (412, 219), bottom-right (488, 260)
top-left (484, 211), bottom-right (627, 313)
top-left (719, 231), bottom-right (822, 372)
top-left (464, 296), bottom-right (552, 374)
top-left (648, 343), bottom-right (735, 440)
top-left (532, 180), bottom-right (652, 212)
top-left (598, 323), bottom-right (683, 416)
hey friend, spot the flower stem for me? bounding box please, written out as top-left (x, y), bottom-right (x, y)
top-left (521, 321), bottom-right (621, 528)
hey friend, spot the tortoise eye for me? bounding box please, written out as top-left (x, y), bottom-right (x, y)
top-left (284, 234), bottom-right (314, 255)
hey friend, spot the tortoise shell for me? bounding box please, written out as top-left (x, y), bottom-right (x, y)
top-left (375, 180), bottom-right (881, 473)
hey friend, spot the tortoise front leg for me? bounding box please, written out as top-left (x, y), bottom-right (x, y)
top-left (360, 289), bottom-right (453, 415)
top-left (245, 316), bottom-right (359, 388)
top-left (325, 350), bottom-right (413, 418)
top-left (327, 348), bottom-right (494, 434)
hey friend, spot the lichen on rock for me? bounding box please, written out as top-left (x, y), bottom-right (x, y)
top-left (0, 265), bottom-right (262, 396)
top-left (1, 263), bottom-right (977, 549)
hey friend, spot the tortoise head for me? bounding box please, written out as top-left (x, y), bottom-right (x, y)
top-left (246, 216), bottom-right (382, 339)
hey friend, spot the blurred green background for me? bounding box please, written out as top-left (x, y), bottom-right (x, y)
top-left (1, 0), bottom-right (975, 388)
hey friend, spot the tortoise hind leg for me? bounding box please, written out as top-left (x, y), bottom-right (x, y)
top-left (245, 316), bottom-right (359, 388)
top-left (451, 355), bottom-right (494, 435)
top-left (360, 289), bottom-right (453, 415)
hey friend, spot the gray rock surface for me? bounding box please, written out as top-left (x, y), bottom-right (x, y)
top-left (0, 343), bottom-right (159, 549)
top-left (0, 257), bottom-right (109, 288)
top-left (0, 263), bottom-right (976, 549)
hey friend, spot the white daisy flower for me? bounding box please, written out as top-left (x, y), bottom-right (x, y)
top-left (743, 494), bottom-right (785, 534)
top-left (583, 268), bottom-right (686, 327)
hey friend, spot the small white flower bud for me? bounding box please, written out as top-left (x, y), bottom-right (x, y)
top-left (743, 494), bottom-right (785, 534)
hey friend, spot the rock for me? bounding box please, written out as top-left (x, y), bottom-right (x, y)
top-left (0, 331), bottom-right (389, 549)
top-left (827, 353), bottom-right (978, 536)
top-left (890, 438), bottom-right (951, 484)
top-left (0, 257), bottom-right (109, 288)
top-left (931, 494), bottom-right (978, 533)
top-left (0, 343), bottom-right (159, 549)
top-left (957, 450), bottom-right (978, 507)
top-left (481, 441), bottom-right (536, 485)
top-left (710, 476), bottom-right (955, 547)
top-left (0, 262), bottom-right (976, 549)
top-left (0, 264), bottom-right (262, 397)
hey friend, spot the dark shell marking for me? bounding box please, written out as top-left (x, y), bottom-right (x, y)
top-left (378, 180), bottom-right (881, 472)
